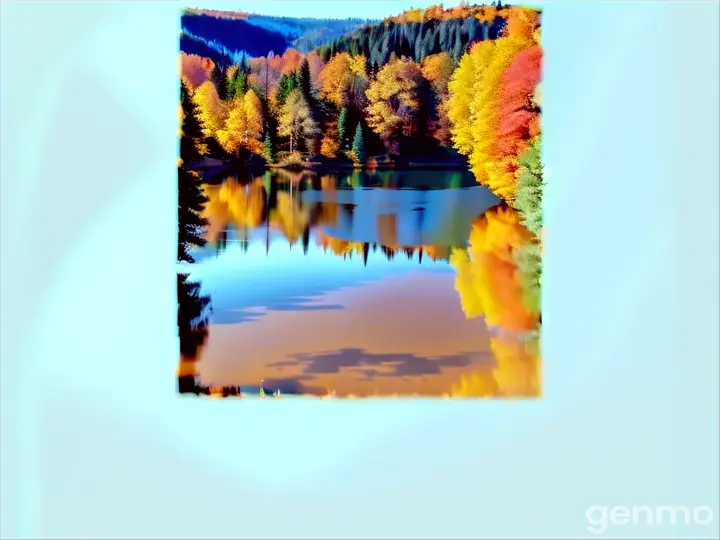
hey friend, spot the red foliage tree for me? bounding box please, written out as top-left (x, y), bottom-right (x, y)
top-left (180, 53), bottom-right (215, 90)
top-left (496, 44), bottom-right (542, 159)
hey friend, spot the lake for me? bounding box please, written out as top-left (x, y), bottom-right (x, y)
top-left (177, 169), bottom-right (540, 398)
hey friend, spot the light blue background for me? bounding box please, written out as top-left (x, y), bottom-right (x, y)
top-left (1, 1), bottom-right (718, 539)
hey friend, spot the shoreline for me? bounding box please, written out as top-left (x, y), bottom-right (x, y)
top-left (190, 156), bottom-right (472, 178)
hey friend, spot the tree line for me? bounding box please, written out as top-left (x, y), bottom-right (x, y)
top-left (181, 3), bottom-right (542, 221)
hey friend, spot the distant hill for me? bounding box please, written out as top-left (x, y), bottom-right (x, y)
top-left (180, 10), bottom-right (374, 67)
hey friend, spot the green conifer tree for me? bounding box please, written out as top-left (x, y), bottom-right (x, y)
top-left (338, 107), bottom-right (349, 150)
top-left (263, 132), bottom-right (275, 163)
top-left (352, 122), bottom-right (366, 164)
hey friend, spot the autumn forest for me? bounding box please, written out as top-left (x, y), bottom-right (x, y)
top-left (177, 2), bottom-right (544, 399)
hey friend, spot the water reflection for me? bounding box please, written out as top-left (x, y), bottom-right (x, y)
top-left (176, 170), bottom-right (542, 398)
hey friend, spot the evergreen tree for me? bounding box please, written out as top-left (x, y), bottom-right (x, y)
top-left (352, 122), bottom-right (366, 163)
top-left (177, 273), bottom-right (211, 360)
top-left (177, 166), bottom-right (208, 263)
top-left (297, 59), bottom-right (312, 102)
top-left (227, 68), bottom-right (247, 100)
top-left (275, 73), bottom-right (299, 106)
top-left (180, 79), bottom-right (205, 164)
top-left (210, 63), bottom-right (227, 100)
top-left (263, 132), bottom-right (275, 163)
top-left (338, 107), bottom-right (349, 150)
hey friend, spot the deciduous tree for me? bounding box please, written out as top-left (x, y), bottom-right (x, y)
top-left (277, 89), bottom-right (320, 153)
top-left (365, 57), bottom-right (426, 152)
top-left (421, 52), bottom-right (455, 97)
top-left (447, 37), bottom-right (534, 199)
top-left (512, 134), bottom-right (542, 237)
top-left (192, 80), bottom-right (228, 140)
top-left (180, 53), bottom-right (214, 90)
top-left (421, 52), bottom-right (455, 145)
top-left (319, 52), bottom-right (367, 108)
top-left (216, 88), bottom-right (264, 155)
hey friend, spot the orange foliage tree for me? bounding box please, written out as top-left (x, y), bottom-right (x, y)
top-left (279, 48), bottom-right (303, 75)
top-left (496, 44), bottom-right (542, 160)
top-left (503, 7), bottom-right (541, 41)
top-left (305, 50), bottom-right (326, 88)
top-left (180, 53), bottom-right (215, 89)
top-left (421, 52), bottom-right (456, 145)
top-left (319, 52), bottom-right (368, 109)
top-left (365, 57), bottom-right (426, 152)
top-left (248, 54), bottom-right (282, 97)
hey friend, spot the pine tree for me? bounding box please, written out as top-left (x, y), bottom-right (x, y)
top-left (352, 122), bottom-right (366, 164)
top-left (338, 107), bottom-right (349, 149)
top-left (180, 79), bottom-right (205, 164)
top-left (264, 132), bottom-right (275, 163)
top-left (210, 63), bottom-right (227, 100)
top-left (275, 73), bottom-right (299, 106)
top-left (177, 166), bottom-right (208, 263)
top-left (298, 59), bottom-right (312, 101)
top-left (227, 68), bottom-right (247, 100)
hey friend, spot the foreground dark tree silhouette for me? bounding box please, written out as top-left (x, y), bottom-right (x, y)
top-left (177, 273), bottom-right (212, 394)
top-left (180, 79), bottom-right (205, 164)
top-left (179, 79), bottom-right (210, 263)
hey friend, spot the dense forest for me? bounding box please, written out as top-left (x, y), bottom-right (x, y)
top-left (180, 1), bottom-right (542, 222)
top-left (180, 9), bottom-right (372, 67)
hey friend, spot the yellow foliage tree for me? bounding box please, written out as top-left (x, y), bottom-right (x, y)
top-left (319, 53), bottom-right (353, 107)
top-left (421, 52), bottom-right (455, 97)
top-left (447, 37), bottom-right (535, 200)
top-left (243, 89), bottom-right (264, 154)
top-left (320, 121), bottom-right (339, 158)
top-left (319, 52), bottom-right (368, 109)
top-left (216, 89), bottom-right (264, 155)
top-left (216, 98), bottom-right (246, 155)
top-left (277, 89), bottom-right (320, 153)
top-left (365, 57), bottom-right (425, 151)
top-left (192, 80), bottom-right (228, 139)
top-left (447, 41), bottom-right (495, 155)
top-left (421, 52), bottom-right (455, 146)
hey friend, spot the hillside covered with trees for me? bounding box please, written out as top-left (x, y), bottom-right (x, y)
top-left (180, 1), bottom-right (542, 210)
top-left (180, 9), bottom-right (372, 68)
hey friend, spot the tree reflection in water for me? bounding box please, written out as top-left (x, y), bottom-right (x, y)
top-left (178, 171), bottom-right (543, 398)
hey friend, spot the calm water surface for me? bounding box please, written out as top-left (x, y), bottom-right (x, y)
top-left (178, 169), bottom-right (507, 397)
